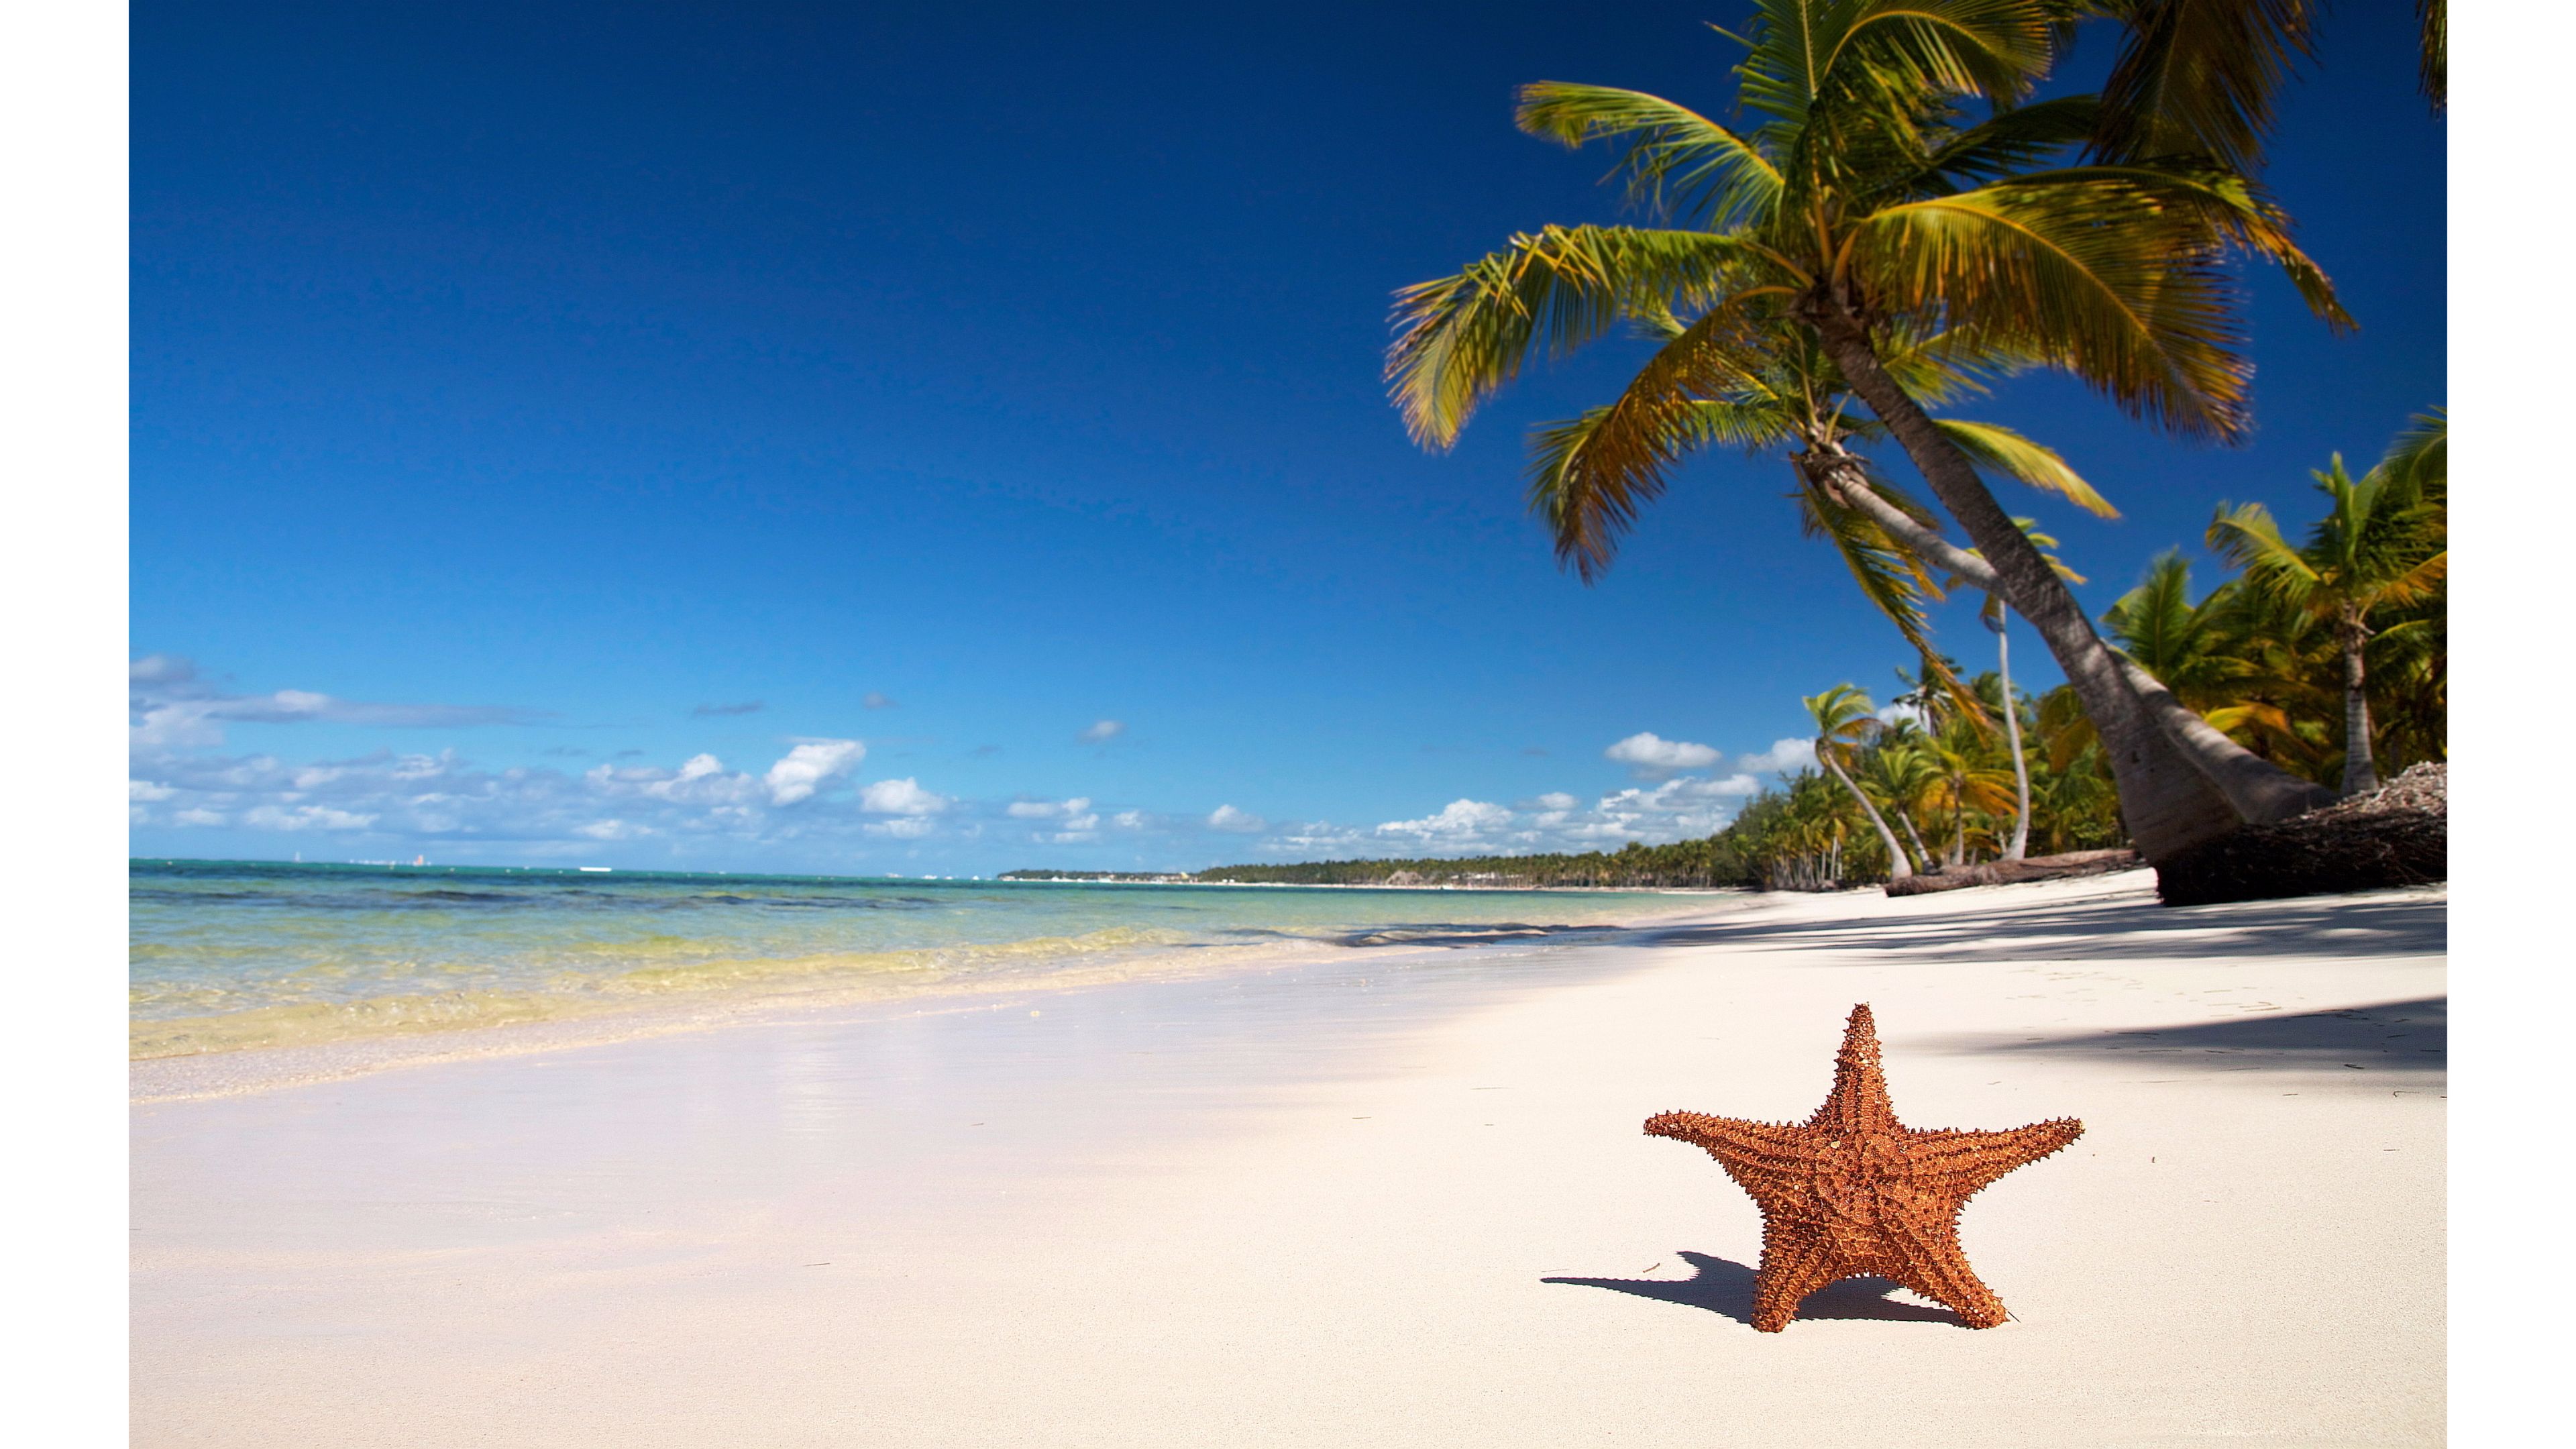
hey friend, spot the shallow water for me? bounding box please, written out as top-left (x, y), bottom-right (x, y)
top-left (129, 859), bottom-right (1703, 1058)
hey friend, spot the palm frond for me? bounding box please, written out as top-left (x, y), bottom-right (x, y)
top-left (2004, 163), bottom-right (2351, 331)
top-left (1917, 94), bottom-right (2100, 190)
top-left (1930, 418), bottom-right (2118, 517)
top-left (1523, 298), bottom-right (1788, 580)
top-left (2089, 0), bottom-right (2319, 172)
top-left (1797, 465), bottom-right (1982, 722)
top-left (2371, 407), bottom-right (2447, 501)
top-left (2206, 502), bottom-right (2321, 600)
top-left (1515, 83), bottom-right (1784, 229)
top-left (1819, 0), bottom-right (2058, 110)
top-left (1850, 176), bottom-right (2255, 439)
top-left (2418, 1), bottom-right (2447, 111)
top-left (1388, 226), bottom-right (1758, 448)
top-left (2373, 549), bottom-right (2449, 611)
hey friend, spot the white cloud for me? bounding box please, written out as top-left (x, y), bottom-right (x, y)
top-left (1262, 822), bottom-right (1364, 855)
top-left (1737, 737), bottom-right (1819, 775)
top-left (1110, 810), bottom-right (1147, 830)
top-left (1206, 804), bottom-right (1268, 833)
top-left (1876, 700), bottom-right (1927, 728)
top-left (864, 816), bottom-right (938, 839)
top-left (1604, 731), bottom-right (1722, 778)
top-left (1530, 792), bottom-right (1578, 811)
top-left (859, 777), bottom-right (949, 816)
top-left (1077, 719), bottom-right (1126, 745)
top-left (1008, 796), bottom-right (1091, 820)
top-left (127, 655), bottom-right (540, 749)
top-left (240, 804), bottom-right (378, 832)
top-left (1376, 798), bottom-right (1513, 843)
top-left (763, 739), bottom-right (865, 805)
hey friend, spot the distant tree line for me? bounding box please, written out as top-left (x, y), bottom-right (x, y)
top-left (1193, 835), bottom-right (1758, 890)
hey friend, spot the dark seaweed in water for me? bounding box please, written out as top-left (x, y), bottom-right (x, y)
top-left (692, 892), bottom-right (939, 910)
top-left (1338, 922), bottom-right (1614, 949)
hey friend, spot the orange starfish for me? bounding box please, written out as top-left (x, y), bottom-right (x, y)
top-left (1646, 1004), bottom-right (2082, 1332)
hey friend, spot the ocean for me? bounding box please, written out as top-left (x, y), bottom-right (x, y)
top-left (129, 859), bottom-right (1707, 1059)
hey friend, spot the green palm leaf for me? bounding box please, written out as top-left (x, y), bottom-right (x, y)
top-left (1387, 225), bottom-right (1758, 447)
top-left (2090, 0), bottom-right (2318, 172)
top-left (1851, 176), bottom-right (2255, 439)
top-left (1515, 83), bottom-right (1784, 227)
top-left (1929, 419), bottom-right (2117, 517)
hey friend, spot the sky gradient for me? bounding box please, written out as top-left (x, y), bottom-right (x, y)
top-left (130, 0), bottom-right (2447, 874)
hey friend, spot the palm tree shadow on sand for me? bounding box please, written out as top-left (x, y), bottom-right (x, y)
top-left (1544, 1250), bottom-right (1964, 1328)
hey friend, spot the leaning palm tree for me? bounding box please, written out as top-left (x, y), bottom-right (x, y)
top-left (1389, 0), bottom-right (2345, 864)
top-left (1803, 683), bottom-right (1913, 880)
top-left (2206, 443), bottom-right (2448, 794)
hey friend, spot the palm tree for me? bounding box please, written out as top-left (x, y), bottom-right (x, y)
top-left (2206, 441), bottom-right (2448, 795)
top-left (1976, 623), bottom-right (2030, 859)
top-left (1960, 518), bottom-right (2080, 861)
top-left (1858, 733), bottom-right (1942, 873)
top-left (1389, 1), bottom-right (2344, 863)
top-left (1925, 711), bottom-right (2020, 867)
top-left (1803, 684), bottom-right (1912, 880)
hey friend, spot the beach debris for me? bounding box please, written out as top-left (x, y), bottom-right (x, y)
top-left (1645, 1004), bottom-right (2084, 1332)
top-left (2155, 762), bottom-right (2445, 906)
top-left (1883, 848), bottom-right (2141, 896)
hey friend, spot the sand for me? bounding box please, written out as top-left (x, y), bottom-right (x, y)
top-left (130, 871), bottom-right (2446, 1446)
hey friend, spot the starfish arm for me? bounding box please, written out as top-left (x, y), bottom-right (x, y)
top-left (1644, 1111), bottom-right (1817, 1199)
top-left (1903, 1119), bottom-right (2086, 1199)
top-left (1750, 1220), bottom-right (1851, 1334)
top-left (1878, 1211), bottom-right (2009, 1328)
top-left (1807, 1004), bottom-right (1902, 1135)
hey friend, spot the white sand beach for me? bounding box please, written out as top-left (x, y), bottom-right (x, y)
top-left (130, 871), bottom-right (2445, 1447)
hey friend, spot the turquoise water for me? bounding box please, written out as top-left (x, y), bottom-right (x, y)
top-left (129, 859), bottom-right (1699, 1058)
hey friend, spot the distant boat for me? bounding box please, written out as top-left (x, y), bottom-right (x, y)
top-left (579, 866), bottom-right (612, 873)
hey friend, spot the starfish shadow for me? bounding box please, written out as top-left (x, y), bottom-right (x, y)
top-left (1544, 1250), bottom-right (1964, 1328)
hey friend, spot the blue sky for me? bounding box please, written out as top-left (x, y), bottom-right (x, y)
top-left (129, 0), bottom-right (2446, 875)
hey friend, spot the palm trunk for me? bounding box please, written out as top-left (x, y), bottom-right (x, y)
top-left (1895, 807), bottom-right (1933, 873)
top-left (1805, 443), bottom-right (2330, 826)
top-left (1818, 745), bottom-right (1913, 880)
top-left (1806, 301), bottom-right (2311, 861)
top-left (1990, 609), bottom-right (2031, 861)
top-left (1946, 786), bottom-right (1966, 869)
top-left (2340, 609), bottom-right (2378, 796)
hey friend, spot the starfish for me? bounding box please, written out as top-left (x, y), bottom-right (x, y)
top-left (1645, 1003), bottom-right (2082, 1332)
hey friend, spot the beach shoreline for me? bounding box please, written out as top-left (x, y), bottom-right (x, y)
top-left (129, 889), bottom-right (1738, 1104)
top-left (132, 870), bottom-right (2446, 1446)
